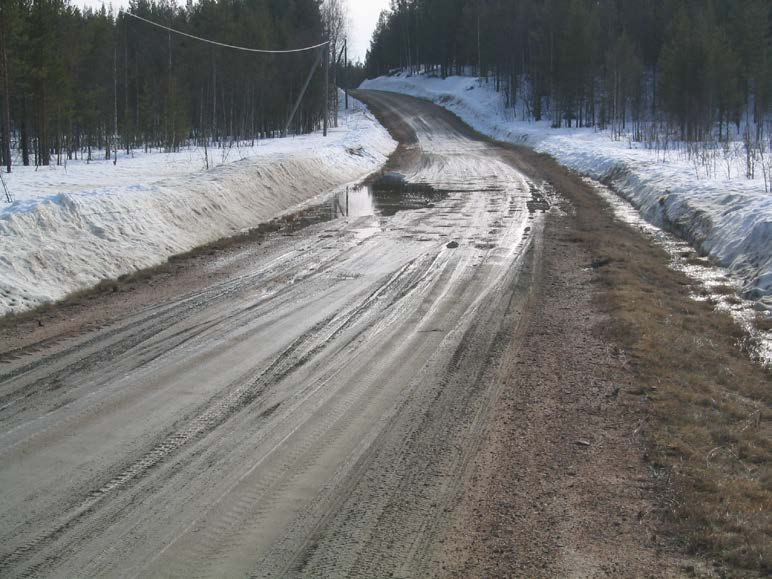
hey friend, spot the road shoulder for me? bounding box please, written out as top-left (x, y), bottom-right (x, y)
top-left (433, 155), bottom-right (686, 577)
top-left (433, 143), bottom-right (770, 577)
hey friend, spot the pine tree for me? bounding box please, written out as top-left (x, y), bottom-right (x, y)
top-left (0, 0), bottom-right (12, 172)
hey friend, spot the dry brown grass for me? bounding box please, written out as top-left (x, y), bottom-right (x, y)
top-left (581, 184), bottom-right (771, 574)
top-left (711, 284), bottom-right (737, 296)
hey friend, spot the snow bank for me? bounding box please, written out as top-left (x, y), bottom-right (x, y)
top-left (0, 96), bottom-right (396, 314)
top-left (362, 73), bottom-right (772, 306)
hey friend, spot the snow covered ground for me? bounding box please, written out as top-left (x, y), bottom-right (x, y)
top-left (0, 95), bottom-right (396, 314)
top-left (362, 73), bottom-right (772, 309)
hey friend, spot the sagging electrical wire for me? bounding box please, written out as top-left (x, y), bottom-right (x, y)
top-left (124, 12), bottom-right (329, 54)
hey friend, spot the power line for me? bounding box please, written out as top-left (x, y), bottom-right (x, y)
top-left (124, 12), bottom-right (329, 54)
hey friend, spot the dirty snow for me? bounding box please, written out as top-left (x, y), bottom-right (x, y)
top-left (362, 73), bottom-right (772, 308)
top-left (0, 95), bottom-right (396, 314)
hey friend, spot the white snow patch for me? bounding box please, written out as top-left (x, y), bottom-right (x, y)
top-left (362, 73), bottom-right (772, 308)
top-left (0, 95), bottom-right (396, 314)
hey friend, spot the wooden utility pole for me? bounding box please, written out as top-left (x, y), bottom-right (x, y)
top-left (344, 39), bottom-right (348, 110)
top-left (323, 42), bottom-right (329, 137)
top-left (0, 2), bottom-right (11, 173)
top-left (284, 46), bottom-right (323, 136)
top-left (332, 39), bottom-right (338, 128)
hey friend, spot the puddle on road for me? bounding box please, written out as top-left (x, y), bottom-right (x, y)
top-left (329, 173), bottom-right (449, 218)
top-left (274, 173), bottom-right (450, 233)
top-left (255, 173), bottom-right (451, 239)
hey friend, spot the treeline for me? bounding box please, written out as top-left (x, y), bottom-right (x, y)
top-left (0, 0), bottom-right (343, 170)
top-left (366, 0), bottom-right (771, 142)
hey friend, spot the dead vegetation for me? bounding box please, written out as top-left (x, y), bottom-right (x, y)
top-left (565, 172), bottom-right (772, 574)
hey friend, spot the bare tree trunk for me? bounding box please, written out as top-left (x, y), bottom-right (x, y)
top-left (114, 46), bottom-right (118, 165)
top-left (344, 40), bottom-right (348, 110)
top-left (39, 88), bottom-right (49, 166)
top-left (56, 106), bottom-right (61, 165)
top-left (0, 4), bottom-right (11, 173)
top-left (20, 95), bottom-right (29, 166)
top-left (212, 56), bottom-right (217, 145)
top-left (124, 20), bottom-right (130, 155)
top-left (323, 45), bottom-right (329, 137)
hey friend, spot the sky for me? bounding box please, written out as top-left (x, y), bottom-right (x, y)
top-left (71, 0), bottom-right (390, 62)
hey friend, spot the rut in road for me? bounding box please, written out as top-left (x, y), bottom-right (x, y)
top-left (0, 90), bottom-right (552, 577)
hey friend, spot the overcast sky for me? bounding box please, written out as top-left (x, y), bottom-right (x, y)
top-left (71, 0), bottom-right (390, 62)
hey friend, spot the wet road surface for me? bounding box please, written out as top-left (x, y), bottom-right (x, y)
top-left (0, 91), bottom-right (552, 577)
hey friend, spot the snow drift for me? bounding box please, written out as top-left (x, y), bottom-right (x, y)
top-left (361, 73), bottom-right (772, 307)
top-left (0, 97), bottom-right (396, 314)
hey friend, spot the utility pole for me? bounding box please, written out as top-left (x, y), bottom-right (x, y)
top-left (168, 29), bottom-right (173, 151)
top-left (323, 40), bottom-right (329, 137)
top-left (285, 46), bottom-right (323, 137)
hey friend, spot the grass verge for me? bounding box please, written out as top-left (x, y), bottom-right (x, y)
top-left (572, 183), bottom-right (771, 574)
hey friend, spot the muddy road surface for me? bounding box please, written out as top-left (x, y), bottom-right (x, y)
top-left (0, 91), bottom-right (558, 577)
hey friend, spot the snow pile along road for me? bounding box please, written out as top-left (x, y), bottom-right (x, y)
top-left (362, 73), bottom-right (772, 307)
top-left (0, 96), bottom-right (396, 314)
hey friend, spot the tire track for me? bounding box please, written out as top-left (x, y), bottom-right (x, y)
top-left (0, 251), bottom-right (436, 577)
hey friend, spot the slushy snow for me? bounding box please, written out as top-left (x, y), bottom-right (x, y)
top-left (362, 73), bottom-right (772, 308)
top-left (0, 96), bottom-right (396, 314)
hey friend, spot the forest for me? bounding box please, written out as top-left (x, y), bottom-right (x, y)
top-left (366, 0), bottom-right (772, 148)
top-left (0, 0), bottom-right (349, 171)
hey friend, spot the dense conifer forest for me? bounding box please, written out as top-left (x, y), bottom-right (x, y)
top-left (366, 0), bottom-right (771, 146)
top-left (0, 0), bottom-right (348, 170)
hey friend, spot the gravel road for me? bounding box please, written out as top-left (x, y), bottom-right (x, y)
top-left (0, 91), bottom-right (560, 577)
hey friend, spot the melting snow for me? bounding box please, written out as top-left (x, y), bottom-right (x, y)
top-left (0, 95), bottom-right (396, 314)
